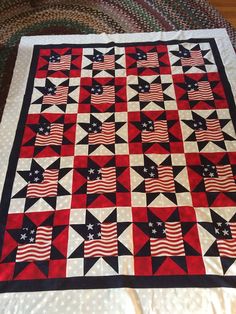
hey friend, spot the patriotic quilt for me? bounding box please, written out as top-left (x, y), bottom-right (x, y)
top-left (0, 29), bottom-right (236, 297)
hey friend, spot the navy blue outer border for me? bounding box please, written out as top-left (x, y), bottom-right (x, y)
top-left (0, 38), bottom-right (236, 293)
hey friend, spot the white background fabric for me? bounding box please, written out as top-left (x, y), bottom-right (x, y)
top-left (0, 29), bottom-right (236, 313)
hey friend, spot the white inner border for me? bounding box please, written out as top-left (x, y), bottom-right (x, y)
top-left (0, 29), bottom-right (236, 313)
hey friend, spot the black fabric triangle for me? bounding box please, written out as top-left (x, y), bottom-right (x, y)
top-left (198, 222), bottom-right (215, 237)
top-left (86, 211), bottom-right (100, 224)
top-left (197, 142), bottom-right (210, 153)
top-left (103, 208), bottom-right (117, 223)
top-left (136, 240), bottom-right (150, 256)
top-left (13, 262), bottom-right (29, 278)
top-left (173, 166), bottom-right (185, 177)
top-left (152, 256), bottom-right (166, 274)
top-left (118, 241), bottom-right (132, 256)
top-left (181, 222), bottom-right (196, 236)
top-left (115, 134), bottom-right (126, 144)
top-left (43, 197), bottom-right (57, 210)
top-left (206, 192), bottom-right (219, 206)
top-left (24, 198), bottom-right (39, 211)
top-left (48, 158), bottom-right (60, 169)
top-left (147, 208), bottom-right (162, 222)
top-left (116, 181), bottom-right (129, 192)
top-left (167, 208), bottom-right (180, 221)
top-left (133, 181), bottom-right (145, 193)
top-left (103, 193), bottom-right (116, 205)
top-left (171, 256), bottom-right (187, 273)
top-left (162, 192), bottom-right (177, 205)
top-left (69, 243), bottom-right (84, 258)
top-left (205, 241), bottom-right (219, 256)
top-left (161, 155), bottom-right (172, 166)
top-left (221, 257), bottom-right (236, 274)
top-left (35, 261), bottom-right (49, 277)
top-left (210, 209), bottom-right (226, 223)
top-left (2, 248), bottom-right (17, 263)
top-left (41, 213), bottom-right (54, 226)
top-left (184, 241), bottom-right (200, 256)
top-left (56, 104), bottom-right (67, 112)
top-left (84, 257), bottom-right (100, 275)
top-left (86, 194), bottom-right (100, 206)
top-left (104, 157), bottom-right (115, 167)
top-left (50, 245), bottom-right (66, 259)
top-left (103, 256), bottom-right (118, 273)
top-left (146, 193), bottom-right (159, 206)
top-left (57, 183), bottom-right (70, 196)
top-left (13, 186), bottom-right (28, 198)
top-left (52, 225), bottom-right (66, 240)
top-left (117, 222), bottom-right (131, 237)
top-left (59, 168), bottom-right (72, 180)
top-left (174, 181), bottom-right (188, 193)
top-left (74, 183), bottom-right (87, 194)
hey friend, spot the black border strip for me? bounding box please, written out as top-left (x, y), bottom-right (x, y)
top-left (0, 275), bottom-right (236, 293)
top-left (0, 37), bottom-right (236, 293)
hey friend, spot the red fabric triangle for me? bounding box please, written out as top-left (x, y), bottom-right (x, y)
top-left (156, 257), bottom-right (186, 275)
top-left (26, 212), bottom-right (53, 227)
top-left (183, 224), bottom-right (202, 254)
top-left (133, 224), bottom-right (149, 255)
top-left (52, 227), bottom-right (69, 257)
top-left (15, 263), bottom-right (47, 280)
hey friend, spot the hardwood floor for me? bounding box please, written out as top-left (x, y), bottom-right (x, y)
top-left (209, 0), bottom-right (236, 27)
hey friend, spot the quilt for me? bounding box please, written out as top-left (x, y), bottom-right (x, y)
top-left (0, 29), bottom-right (236, 312)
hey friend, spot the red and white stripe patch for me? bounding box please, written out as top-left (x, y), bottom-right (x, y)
top-left (195, 119), bottom-right (224, 142)
top-left (48, 55), bottom-right (71, 71)
top-left (142, 120), bottom-right (169, 143)
top-left (204, 165), bottom-right (236, 192)
top-left (188, 81), bottom-right (213, 101)
top-left (181, 50), bottom-right (204, 67)
top-left (87, 167), bottom-right (116, 194)
top-left (16, 226), bottom-right (53, 262)
top-left (26, 169), bottom-right (59, 198)
top-left (91, 86), bottom-right (115, 104)
top-left (88, 122), bottom-right (115, 145)
top-left (217, 239), bottom-right (236, 258)
top-left (35, 124), bottom-right (64, 146)
top-left (145, 166), bottom-right (175, 193)
top-left (84, 223), bottom-right (118, 257)
top-left (150, 222), bottom-right (185, 256)
top-left (137, 52), bottom-right (159, 68)
top-left (43, 86), bottom-right (68, 105)
top-left (93, 55), bottom-right (115, 70)
top-left (139, 84), bottom-right (163, 102)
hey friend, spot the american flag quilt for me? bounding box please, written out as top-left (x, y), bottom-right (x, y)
top-left (0, 30), bottom-right (236, 297)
